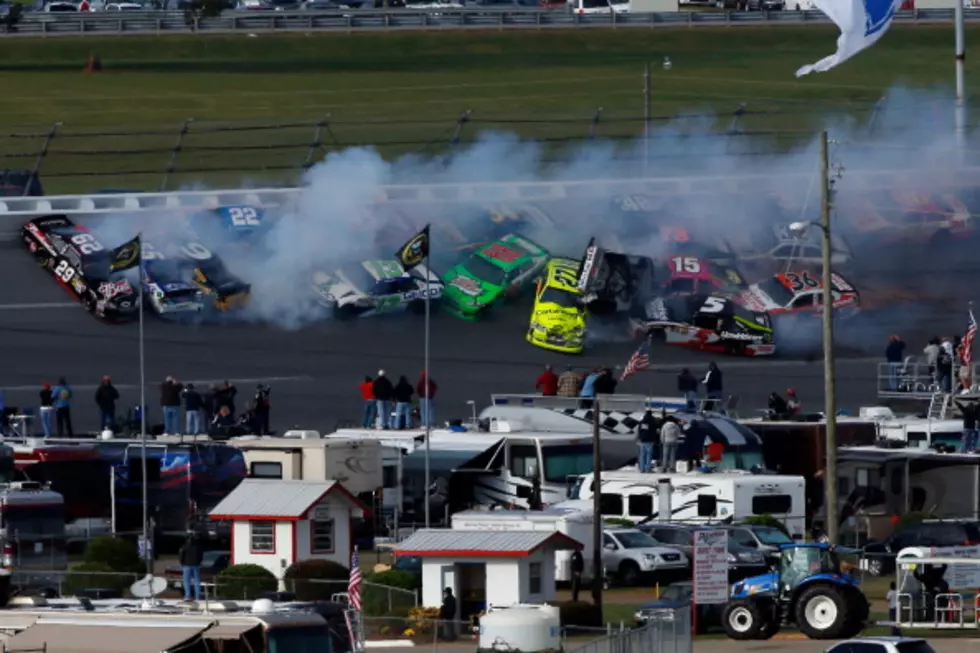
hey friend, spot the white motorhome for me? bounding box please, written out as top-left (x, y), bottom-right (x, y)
top-left (450, 508), bottom-right (596, 581)
top-left (565, 470), bottom-right (806, 538)
top-left (857, 406), bottom-right (965, 451)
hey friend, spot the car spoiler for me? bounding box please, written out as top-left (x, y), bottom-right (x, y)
top-left (30, 214), bottom-right (74, 229)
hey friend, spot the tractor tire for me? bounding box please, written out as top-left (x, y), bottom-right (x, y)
top-left (794, 585), bottom-right (849, 639)
top-left (722, 599), bottom-right (769, 640)
top-left (841, 588), bottom-right (870, 638)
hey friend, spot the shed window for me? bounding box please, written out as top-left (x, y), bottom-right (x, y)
top-left (250, 462), bottom-right (283, 479)
top-left (311, 518), bottom-right (335, 553)
top-left (529, 562), bottom-right (542, 594)
top-left (250, 521), bottom-right (275, 553)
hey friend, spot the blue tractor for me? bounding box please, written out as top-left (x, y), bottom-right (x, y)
top-left (721, 543), bottom-right (869, 640)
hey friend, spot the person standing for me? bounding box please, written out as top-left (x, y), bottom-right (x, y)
top-left (39, 383), bottom-right (54, 438)
top-left (178, 531), bottom-right (204, 601)
top-left (570, 548), bottom-right (584, 602)
top-left (215, 381), bottom-right (237, 415)
top-left (359, 376), bottom-right (376, 428)
top-left (182, 384), bottom-right (205, 436)
top-left (372, 370), bottom-right (394, 430)
top-left (938, 338), bottom-right (954, 393)
top-left (535, 365), bottom-right (558, 396)
top-left (161, 376), bottom-right (184, 436)
top-left (579, 368), bottom-right (601, 409)
top-left (253, 384), bottom-right (271, 435)
top-left (660, 416), bottom-right (680, 473)
top-left (556, 366), bottom-right (582, 398)
top-left (440, 587), bottom-right (457, 641)
top-left (677, 368), bottom-right (698, 409)
top-left (94, 375), bottom-right (119, 432)
top-left (702, 362), bottom-right (723, 412)
top-left (954, 397), bottom-right (979, 453)
top-left (885, 334), bottom-right (906, 391)
top-left (52, 377), bottom-right (73, 438)
top-left (924, 337), bottom-right (941, 385)
top-left (636, 409), bottom-right (657, 473)
top-left (393, 375), bottom-right (415, 430)
top-left (417, 371), bottom-right (437, 428)
top-left (593, 368), bottom-right (618, 396)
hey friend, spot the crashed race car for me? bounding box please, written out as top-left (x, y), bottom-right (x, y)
top-left (527, 257), bottom-right (587, 354)
top-left (661, 254), bottom-right (748, 299)
top-left (726, 222), bottom-right (852, 267)
top-left (574, 238), bottom-right (656, 316)
top-left (311, 259), bottom-right (443, 318)
top-left (634, 294), bottom-right (775, 357)
top-left (22, 215), bottom-right (139, 321)
top-left (740, 270), bottom-right (860, 316)
top-left (142, 239), bottom-right (250, 313)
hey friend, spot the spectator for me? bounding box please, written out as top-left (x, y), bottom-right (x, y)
top-left (636, 409), bottom-right (657, 473)
top-left (535, 365), bottom-right (558, 396)
top-left (556, 366), bottom-right (582, 398)
top-left (677, 368), bottom-right (698, 409)
top-left (702, 362), bottom-right (723, 411)
top-left (211, 405), bottom-right (235, 429)
top-left (182, 384), bottom-right (204, 436)
top-left (178, 531), bottom-right (204, 601)
top-left (954, 397), bottom-right (979, 452)
top-left (579, 368), bottom-right (601, 408)
top-left (570, 548), bottom-right (584, 602)
top-left (214, 380), bottom-right (237, 414)
top-left (440, 587), bottom-right (457, 641)
top-left (660, 415), bottom-right (680, 472)
top-left (253, 384), bottom-right (271, 435)
top-left (593, 368), bottom-right (618, 396)
top-left (359, 376), bottom-right (376, 429)
top-left (786, 388), bottom-right (801, 414)
top-left (52, 377), bottom-right (73, 438)
top-left (393, 375), bottom-right (415, 430)
top-left (417, 371), bottom-right (437, 428)
top-left (39, 383), bottom-right (54, 437)
top-left (938, 338), bottom-right (954, 393)
top-left (885, 335), bottom-right (906, 391)
top-left (924, 337), bottom-right (940, 384)
top-left (203, 384), bottom-right (218, 420)
top-left (161, 376), bottom-right (184, 435)
top-left (373, 370), bottom-right (394, 430)
top-left (768, 391), bottom-right (789, 419)
top-left (95, 375), bottom-right (120, 433)
top-left (238, 401), bottom-right (261, 433)
top-left (886, 581), bottom-right (898, 628)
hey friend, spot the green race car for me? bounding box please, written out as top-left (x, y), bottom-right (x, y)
top-left (442, 233), bottom-right (550, 320)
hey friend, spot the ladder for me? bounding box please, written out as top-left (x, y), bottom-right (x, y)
top-left (927, 392), bottom-right (949, 421)
top-left (333, 592), bottom-right (365, 653)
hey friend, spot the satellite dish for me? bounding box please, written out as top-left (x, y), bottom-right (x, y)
top-left (130, 575), bottom-right (167, 599)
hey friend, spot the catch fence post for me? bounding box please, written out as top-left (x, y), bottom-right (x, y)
top-left (302, 116), bottom-right (334, 173)
top-left (159, 118), bottom-right (194, 192)
top-left (588, 107), bottom-right (603, 140)
top-left (449, 110), bottom-right (472, 150)
top-left (726, 103), bottom-right (747, 155)
top-left (26, 122), bottom-right (62, 197)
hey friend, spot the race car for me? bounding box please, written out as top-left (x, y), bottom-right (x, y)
top-left (527, 257), bottom-right (587, 354)
top-left (574, 238), bottom-right (656, 316)
top-left (190, 204), bottom-right (269, 238)
top-left (634, 294), bottom-right (775, 357)
top-left (141, 240), bottom-right (250, 313)
top-left (660, 254), bottom-right (748, 299)
top-left (22, 215), bottom-right (139, 320)
top-left (310, 259), bottom-right (443, 318)
top-left (739, 270), bottom-right (861, 316)
top-left (845, 188), bottom-right (974, 246)
top-left (725, 222), bottom-right (852, 267)
top-left (442, 233), bottom-right (550, 320)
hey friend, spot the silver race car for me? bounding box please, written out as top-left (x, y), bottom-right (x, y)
top-left (311, 259), bottom-right (443, 318)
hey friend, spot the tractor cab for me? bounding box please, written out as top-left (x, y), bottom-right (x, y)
top-left (778, 545), bottom-right (844, 593)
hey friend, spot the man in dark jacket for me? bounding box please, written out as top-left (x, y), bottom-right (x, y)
top-left (253, 384), bottom-right (271, 435)
top-left (570, 549), bottom-right (584, 601)
top-left (702, 363), bottom-right (723, 412)
top-left (417, 371), bottom-right (437, 428)
top-left (393, 376), bottom-right (414, 430)
top-left (95, 375), bottom-right (120, 432)
top-left (955, 397), bottom-right (979, 452)
top-left (161, 376), bottom-right (184, 435)
top-left (636, 410), bottom-right (657, 473)
top-left (593, 368), bottom-right (618, 395)
top-left (214, 381), bottom-right (237, 414)
top-left (182, 384), bottom-right (204, 436)
top-left (677, 368), bottom-right (698, 409)
top-left (372, 370), bottom-right (395, 430)
top-left (440, 587), bottom-right (457, 640)
top-left (178, 532), bottom-right (205, 601)
top-left (885, 334), bottom-right (906, 390)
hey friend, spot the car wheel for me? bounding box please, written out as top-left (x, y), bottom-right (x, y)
top-left (722, 599), bottom-right (768, 640)
top-left (618, 560), bottom-right (641, 586)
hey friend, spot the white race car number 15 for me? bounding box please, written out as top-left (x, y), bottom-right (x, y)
top-left (672, 256), bottom-right (701, 274)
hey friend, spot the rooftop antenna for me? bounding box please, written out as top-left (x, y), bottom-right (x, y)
top-left (129, 574), bottom-right (168, 611)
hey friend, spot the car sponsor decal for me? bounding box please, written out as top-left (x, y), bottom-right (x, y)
top-left (481, 243), bottom-right (522, 264)
top-left (70, 278), bottom-right (87, 294)
top-left (99, 279), bottom-right (132, 298)
top-left (451, 277), bottom-right (482, 297)
top-left (721, 331), bottom-right (764, 341)
top-left (405, 288), bottom-right (441, 300)
top-left (25, 223), bottom-right (58, 257)
top-left (576, 244), bottom-right (598, 293)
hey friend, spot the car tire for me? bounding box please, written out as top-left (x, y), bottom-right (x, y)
top-left (618, 560), bottom-right (641, 586)
top-left (865, 556), bottom-right (884, 577)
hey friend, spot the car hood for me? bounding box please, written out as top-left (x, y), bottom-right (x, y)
top-left (443, 269), bottom-right (502, 305)
top-left (311, 270), bottom-right (358, 300)
top-left (533, 305), bottom-right (585, 328)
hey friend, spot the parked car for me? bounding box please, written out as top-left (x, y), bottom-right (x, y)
top-left (860, 520), bottom-right (980, 577)
top-left (602, 528), bottom-right (688, 586)
top-left (640, 523), bottom-right (768, 581)
top-left (723, 524), bottom-right (794, 564)
top-left (164, 550), bottom-right (231, 590)
top-left (824, 637), bottom-right (936, 653)
top-left (634, 581), bottom-right (723, 633)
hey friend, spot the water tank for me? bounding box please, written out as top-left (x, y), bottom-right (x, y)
top-left (478, 605), bottom-right (561, 653)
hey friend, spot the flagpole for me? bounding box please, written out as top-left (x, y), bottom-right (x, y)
top-left (138, 234), bottom-right (150, 578)
top-left (423, 252), bottom-right (431, 529)
top-left (954, 0), bottom-right (967, 160)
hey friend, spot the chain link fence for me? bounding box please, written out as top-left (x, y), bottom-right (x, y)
top-left (566, 607), bottom-right (692, 653)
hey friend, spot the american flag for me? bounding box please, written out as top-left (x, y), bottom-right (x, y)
top-left (960, 309), bottom-right (977, 366)
top-left (348, 548), bottom-right (362, 611)
top-left (621, 339), bottom-right (651, 381)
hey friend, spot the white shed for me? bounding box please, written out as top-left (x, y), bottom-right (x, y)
top-left (209, 479), bottom-right (366, 578)
top-left (393, 529), bottom-right (581, 621)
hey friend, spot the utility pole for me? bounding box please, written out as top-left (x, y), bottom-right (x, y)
top-left (819, 130), bottom-right (839, 545)
top-left (591, 402), bottom-right (603, 613)
top-left (643, 62), bottom-right (651, 175)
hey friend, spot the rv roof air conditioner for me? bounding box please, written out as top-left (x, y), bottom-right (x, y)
top-left (489, 419), bottom-right (513, 433)
top-left (860, 406), bottom-right (895, 421)
top-left (283, 430), bottom-right (322, 440)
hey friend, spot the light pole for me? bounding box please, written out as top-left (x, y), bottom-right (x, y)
top-left (788, 130), bottom-right (838, 544)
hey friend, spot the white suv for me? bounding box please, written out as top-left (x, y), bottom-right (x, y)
top-left (602, 528), bottom-right (689, 586)
top-left (825, 637), bottom-right (935, 653)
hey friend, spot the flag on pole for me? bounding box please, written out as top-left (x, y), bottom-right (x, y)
top-left (959, 308), bottom-right (977, 367)
top-left (348, 548), bottom-right (362, 611)
top-left (394, 224), bottom-right (430, 272)
top-left (795, 0), bottom-right (902, 77)
top-left (109, 234), bottom-right (141, 272)
top-left (621, 339), bottom-right (651, 381)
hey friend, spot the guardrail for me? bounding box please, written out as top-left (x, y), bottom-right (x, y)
top-left (3, 7), bottom-right (978, 36)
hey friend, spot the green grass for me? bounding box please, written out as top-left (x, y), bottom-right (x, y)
top-left (0, 27), bottom-right (975, 192)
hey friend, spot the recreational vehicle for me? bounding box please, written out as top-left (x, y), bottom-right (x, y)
top-left (565, 470), bottom-right (807, 538)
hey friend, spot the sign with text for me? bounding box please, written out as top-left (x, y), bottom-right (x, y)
top-left (693, 529), bottom-right (729, 605)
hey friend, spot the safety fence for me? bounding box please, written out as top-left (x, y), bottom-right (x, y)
top-left (876, 361), bottom-right (980, 400)
top-left (566, 606), bottom-right (692, 653)
top-left (3, 7), bottom-right (979, 36)
top-left (4, 103), bottom-right (980, 196)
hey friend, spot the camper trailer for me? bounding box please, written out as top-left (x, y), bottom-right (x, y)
top-left (856, 406), bottom-right (966, 451)
top-left (566, 470), bottom-right (806, 538)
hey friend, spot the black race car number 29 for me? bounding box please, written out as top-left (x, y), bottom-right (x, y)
top-left (54, 260), bottom-right (75, 284)
top-left (786, 272), bottom-right (819, 292)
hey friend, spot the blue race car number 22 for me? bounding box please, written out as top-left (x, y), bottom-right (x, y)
top-left (227, 207), bottom-right (261, 228)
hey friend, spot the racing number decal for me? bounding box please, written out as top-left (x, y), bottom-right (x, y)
top-left (71, 233), bottom-right (103, 255)
top-left (142, 243), bottom-right (165, 260)
top-left (786, 272), bottom-right (819, 292)
top-left (552, 267), bottom-right (579, 288)
top-left (700, 296), bottom-right (726, 313)
top-left (54, 260), bottom-right (75, 284)
top-left (228, 207), bottom-right (261, 227)
top-left (671, 256), bottom-right (701, 274)
top-left (181, 242), bottom-right (212, 260)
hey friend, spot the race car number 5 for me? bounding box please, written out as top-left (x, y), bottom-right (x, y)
top-left (54, 260), bottom-right (75, 283)
top-left (700, 296), bottom-right (726, 313)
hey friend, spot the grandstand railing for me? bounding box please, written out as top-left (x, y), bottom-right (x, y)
top-left (876, 361), bottom-right (980, 400)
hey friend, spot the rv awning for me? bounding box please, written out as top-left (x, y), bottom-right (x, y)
top-left (402, 448), bottom-right (487, 474)
top-left (5, 623), bottom-right (206, 653)
top-left (204, 622), bottom-right (262, 640)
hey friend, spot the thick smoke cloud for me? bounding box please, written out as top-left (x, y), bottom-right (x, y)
top-left (92, 87), bottom-right (976, 354)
